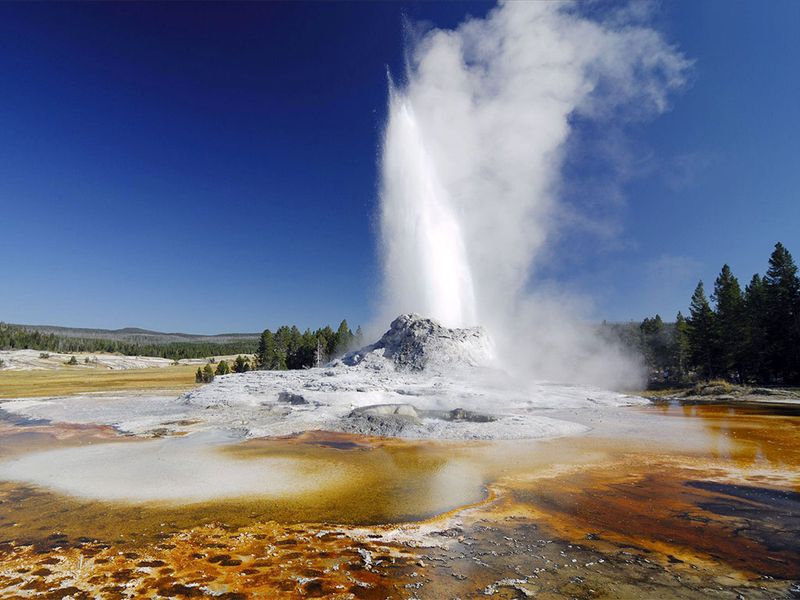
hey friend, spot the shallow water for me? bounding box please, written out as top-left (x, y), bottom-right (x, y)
top-left (0, 400), bottom-right (797, 598)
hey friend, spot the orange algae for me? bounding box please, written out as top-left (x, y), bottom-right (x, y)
top-left (0, 401), bottom-right (797, 598)
top-left (0, 521), bottom-right (421, 599)
top-left (507, 456), bottom-right (800, 579)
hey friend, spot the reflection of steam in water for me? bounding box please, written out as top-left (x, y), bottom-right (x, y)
top-left (0, 429), bottom-right (350, 503)
top-left (0, 425), bottom-right (493, 527)
top-left (644, 401), bottom-right (800, 469)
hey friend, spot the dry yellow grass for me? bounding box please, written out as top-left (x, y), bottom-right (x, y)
top-left (0, 365), bottom-right (200, 399)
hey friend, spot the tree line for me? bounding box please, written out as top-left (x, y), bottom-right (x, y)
top-left (255, 320), bottom-right (362, 370)
top-left (192, 321), bottom-right (363, 383)
top-left (0, 319), bottom-right (365, 375)
top-left (622, 242), bottom-right (800, 386)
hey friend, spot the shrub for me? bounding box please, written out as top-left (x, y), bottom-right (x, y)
top-left (215, 360), bottom-right (231, 375)
top-left (196, 364), bottom-right (215, 383)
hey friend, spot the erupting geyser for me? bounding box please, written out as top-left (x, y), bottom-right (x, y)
top-left (380, 97), bottom-right (478, 328)
top-left (377, 1), bottom-right (690, 387)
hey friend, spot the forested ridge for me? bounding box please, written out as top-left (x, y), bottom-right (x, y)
top-left (0, 323), bottom-right (259, 360)
top-left (0, 319), bottom-right (362, 367)
top-left (611, 242), bottom-right (800, 387)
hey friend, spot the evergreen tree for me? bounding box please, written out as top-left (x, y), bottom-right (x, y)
top-left (233, 355), bottom-right (251, 373)
top-left (298, 329), bottom-right (317, 368)
top-left (196, 364), bottom-right (215, 383)
top-left (285, 326), bottom-right (304, 369)
top-left (743, 274), bottom-right (768, 381)
top-left (256, 329), bottom-right (277, 369)
top-left (674, 311), bottom-right (690, 381)
top-left (316, 325), bottom-right (336, 358)
top-left (687, 281), bottom-right (717, 379)
top-left (273, 326), bottom-right (291, 370)
top-left (763, 242), bottom-right (800, 382)
top-left (639, 315), bottom-right (671, 379)
top-left (215, 360), bottom-right (231, 375)
top-left (333, 320), bottom-right (354, 357)
top-left (711, 264), bottom-right (745, 381)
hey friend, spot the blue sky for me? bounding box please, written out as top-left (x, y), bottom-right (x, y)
top-left (0, 1), bottom-right (797, 333)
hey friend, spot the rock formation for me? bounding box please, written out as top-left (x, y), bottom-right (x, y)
top-left (335, 313), bottom-right (494, 373)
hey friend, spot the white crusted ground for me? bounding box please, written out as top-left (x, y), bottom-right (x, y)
top-left (1, 315), bottom-right (645, 441)
top-left (0, 348), bottom-right (214, 371)
top-left (0, 316), bottom-right (646, 504)
top-left (0, 370), bottom-right (644, 503)
top-left (0, 361), bottom-right (643, 442)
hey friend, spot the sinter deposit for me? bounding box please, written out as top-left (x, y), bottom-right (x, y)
top-left (0, 315), bottom-right (644, 503)
top-left (2, 315), bottom-right (642, 442)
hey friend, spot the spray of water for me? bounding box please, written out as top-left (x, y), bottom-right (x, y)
top-left (380, 93), bottom-right (478, 328)
top-left (378, 1), bottom-right (691, 388)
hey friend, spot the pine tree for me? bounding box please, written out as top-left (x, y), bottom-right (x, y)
top-left (317, 325), bottom-right (336, 359)
top-left (764, 242), bottom-right (800, 382)
top-left (687, 281), bottom-right (717, 379)
top-left (639, 315), bottom-right (671, 380)
top-left (273, 326), bottom-right (291, 370)
top-left (299, 329), bottom-right (317, 368)
top-left (674, 311), bottom-right (689, 381)
top-left (333, 320), bottom-right (354, 357)
top-left (285, 326), bottom-right (304, 369)
top-left (256, 329), bottom-right (277, 370)
top-left (199, 364), bottom-right (215, 383)
top-left (215, 360), bottom-right (231, 375)
top-left (712, 264), bottom-right (745, 381)
top-left (743, 274), bottom-right (768, 381)
top-left (233, 355), bottom-right (250, 373)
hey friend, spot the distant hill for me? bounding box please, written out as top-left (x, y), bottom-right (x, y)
top-left (11, 324), bottom-right (260, 345)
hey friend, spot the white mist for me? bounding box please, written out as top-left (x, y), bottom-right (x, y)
top-left (377, 1), bottom-right (690, 388)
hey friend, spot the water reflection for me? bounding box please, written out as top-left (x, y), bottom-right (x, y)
top-left (643, 400), bottom-right (800, 469)
top-left (0, 400), bottom-right (798, 597)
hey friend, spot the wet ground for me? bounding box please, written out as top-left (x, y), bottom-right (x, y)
top-left (0, 399), bottom-right (797, 598)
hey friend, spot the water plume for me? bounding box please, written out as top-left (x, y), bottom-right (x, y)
top-left (378, 1), bottom-right (691, 388)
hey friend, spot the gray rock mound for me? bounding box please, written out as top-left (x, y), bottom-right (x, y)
top-left (335, 314), bottom-right (494, 373)
top-left (343, 403), bottom-right (499, 438)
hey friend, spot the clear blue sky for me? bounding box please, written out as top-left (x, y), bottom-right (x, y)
top-left (0, 1), bottom-right (797, 333)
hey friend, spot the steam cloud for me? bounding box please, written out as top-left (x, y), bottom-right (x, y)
top-left (378, 1), bottom-right (690, 389)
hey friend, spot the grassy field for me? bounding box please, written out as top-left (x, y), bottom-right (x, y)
top-left (0, 365), bottom-right (200, 399)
